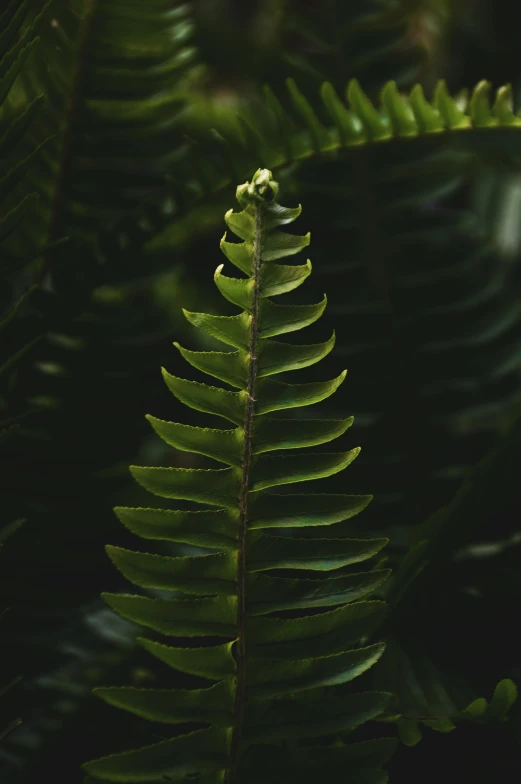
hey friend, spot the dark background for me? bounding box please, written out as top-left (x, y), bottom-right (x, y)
top-left (1, 1), bottom-right (521, 781)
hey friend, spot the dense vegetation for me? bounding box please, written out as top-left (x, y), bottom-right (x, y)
top-left (1, 1), bottom-right (521, 781)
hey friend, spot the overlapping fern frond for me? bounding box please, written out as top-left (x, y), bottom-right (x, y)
top-left (0, 0), bottom-right (202, 534)
top-left (0, 2), bottom-right (204, 692)
top-left (3, 0), bottom-right (199, 262)
top-left (84, 169), bottom-right (395, 783)
top-left (0, 0), bottom-right (205, 577)
top-left (187, 77), bottom-right (521, 188)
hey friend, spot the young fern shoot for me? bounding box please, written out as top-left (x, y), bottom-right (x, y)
top-left (84, 169), bottom-right (394, 783)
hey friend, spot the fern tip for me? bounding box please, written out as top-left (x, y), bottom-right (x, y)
top-left (237, 168), bottom-right (279, 205)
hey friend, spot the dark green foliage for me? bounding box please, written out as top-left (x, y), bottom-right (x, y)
top-left (3, 0), bottom-right (199, 258)
top-left (0, 0), bottom-right (204, 682)
top-left (2, 2), bottom-right (521, 782)
top-left (374, 639), bottom-right (518, 746)
top-left (189, 77), bottom-right (521, 183)
top-left (0, 517), bottom-right (24, 742)
top-left (0, 3), bottom-right (205, 775)
top-left (0, 0), bottom-right (49, 750)
top-left (84, 169), bottom-right (395, 782)
top-left (281, 0), bottom-right (426, 92)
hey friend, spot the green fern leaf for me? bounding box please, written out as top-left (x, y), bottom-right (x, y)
top-left (485, 679), bottom-right (518, 721)
top-left (188, 77), bottom-right (521, 202)
top-left (84, 169), bottom-right (393, 782)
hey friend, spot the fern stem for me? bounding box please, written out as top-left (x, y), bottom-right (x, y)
top-left (229, 193), bottom-right (263, 781)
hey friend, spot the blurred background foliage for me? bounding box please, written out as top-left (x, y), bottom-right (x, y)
top-left (1, 0), bottom-right (521, 781)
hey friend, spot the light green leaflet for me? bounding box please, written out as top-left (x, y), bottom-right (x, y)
top-left (84, 169), bottom-right (394, 783)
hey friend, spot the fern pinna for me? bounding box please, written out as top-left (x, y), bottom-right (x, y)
top-left (84, 169), bottom-right (394, 783)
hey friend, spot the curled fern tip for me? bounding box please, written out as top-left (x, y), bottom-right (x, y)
top-left (236, 168), bottom-right (279, 205)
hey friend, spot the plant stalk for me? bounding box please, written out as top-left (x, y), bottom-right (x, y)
top-left (229, 197), bottom-right (263, 782)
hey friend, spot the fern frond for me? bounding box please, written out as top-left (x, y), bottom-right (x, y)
top-left (3, 0), bottom-right (199, 262)
top-left (190, 78), bottom-right (521, 190)
top-left (84, 169), bottom-right (395, 782)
